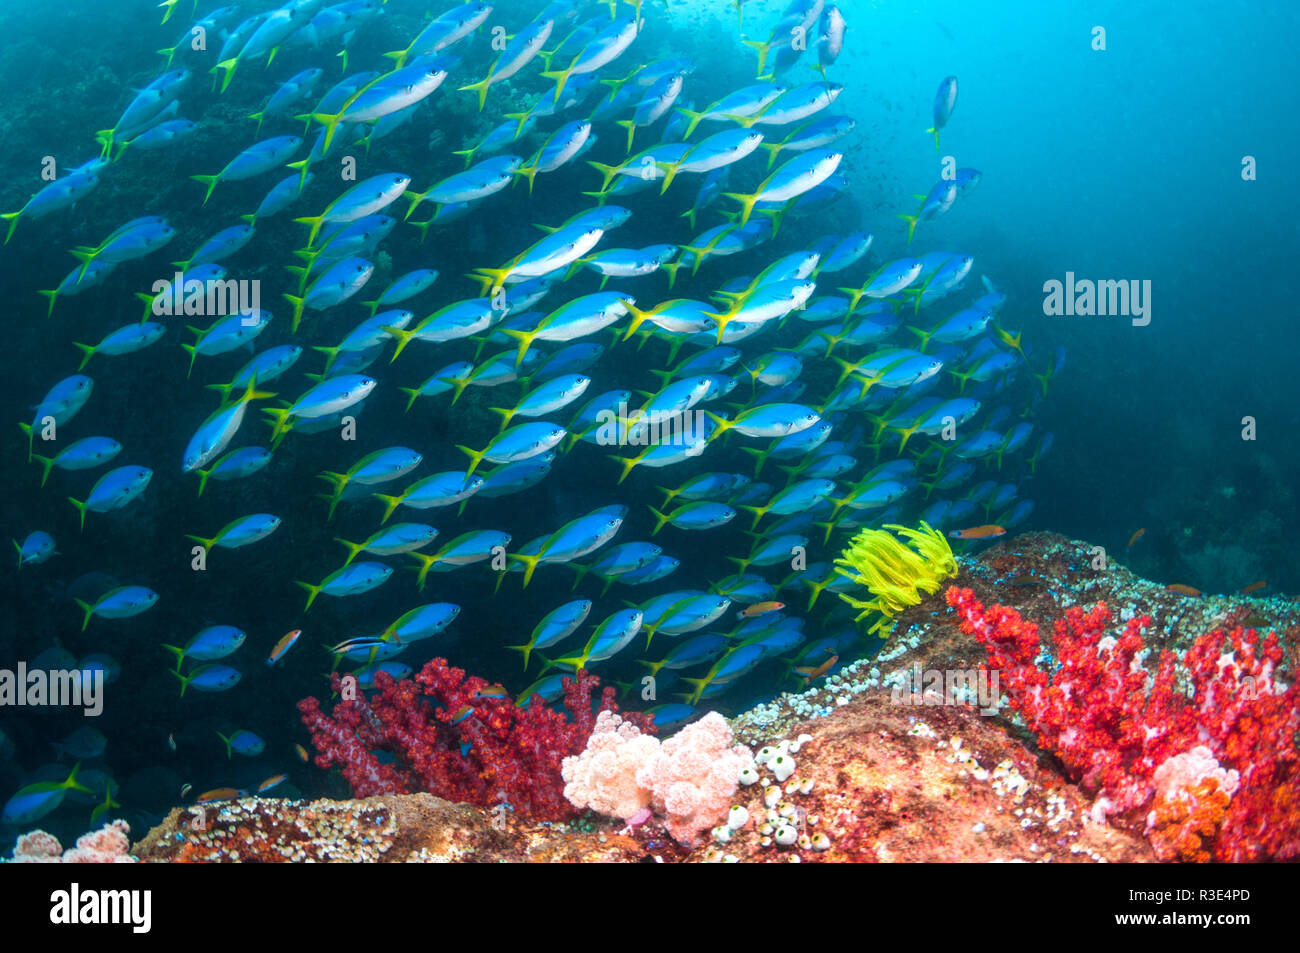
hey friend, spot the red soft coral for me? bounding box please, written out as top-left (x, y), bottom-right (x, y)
top-left (946, 586), bottom-right (1300, 861)
top-left (299, 659), bottom-right (653, 822)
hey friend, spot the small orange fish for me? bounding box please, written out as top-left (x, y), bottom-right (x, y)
top-left (267, 628), bottom-right (302, 666)
top-left (948, 524), bottom-right (1006, 540)
top-left (294, 743), bottom-right (309, 763)
top-left (256, 774), bottom-right (288, 795)
top-left (1166, 584), bottom-right (1202, 597)
top-left (1240, 580), bottom-right (1267, 595)
top-left (195, 786), bottom-right (244, 804)
top-left (737, 601), bottom-right (785, 619)
top-left (1127, 528), bottom-right (1146, 549)
top-left (794, 654), bottom-right (838, 684)
top-left (474, 685), bottom-right (509, 701)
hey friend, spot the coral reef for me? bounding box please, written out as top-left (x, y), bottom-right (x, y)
top-left (9, 820), bottom-right (135, 863)
top-left (298, 658), bottom-right (653, 821)
top-left (114, 532), bottom-right (1296, 863)
top-left (946, 585), bottom-right (1299, 861)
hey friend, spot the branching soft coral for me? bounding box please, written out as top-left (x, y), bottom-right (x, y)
top-left (946, 586), bottom-right (1300, 861)
top-left (299, 659), bottom-right (653, 822)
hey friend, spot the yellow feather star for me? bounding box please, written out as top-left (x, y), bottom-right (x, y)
top-left (832, 522), bottom-right (957, 637)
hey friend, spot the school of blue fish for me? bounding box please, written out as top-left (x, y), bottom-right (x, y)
top-left (4, 0), bottom-right (1060, 832)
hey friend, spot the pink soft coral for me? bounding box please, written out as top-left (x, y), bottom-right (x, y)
top-left (11, 820), bottom-right (134, 863)
top-left (562, 711), bottom-right (754, 845)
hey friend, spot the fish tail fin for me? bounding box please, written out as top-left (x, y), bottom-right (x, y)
top-left (725, 555), bottom-right (751, 575)
top-left (586, 160), bottom-right (622, 194)
top-left (18, 422), bottom-right (34, 462)
top-left (448, 376), bottom-right (473, 405)
top-left (171, 669), bottom-right (191, 697)
top-left (95, 128), bottom-right (116, 160)
top-left (740, 38), bottom-right (772, 75)
top-left (282, 293), bottom-right (306, 333)
top-left (67, 496), bottom-right (89, 532)
top-left (499, 327), bottom-right (536, 369)
top-left (74, 597), bottom-right (94, 631)
top-left (487, 406), bottom-right (516, 432)
top-left (37, 288), bottom-right (60, 319)
top-left (134, 290), bottom-right (160, 322)
top-left (648, 506), bottom-right (671, 536)
top-left (469, 266), bottom-right (509, 296)
top-left (382, 47), bottom-right (410, 69)
top-left (539, 65), bottom-right (573, 102)
top-left (723, 190), bottom-right (758, 226)
top-left (504, 642), bottom-right (534, 670)
top-left (676, 107), bottom-right (705, 140)
top-left (701, 410), bottom-right (732, 438)
top-left (373, 493), bottom-right (403, 525)
top-left (263, 407), bottom-right (294, 447)
top-left (459, 76), bottom-right (492, 112)
top-left (659, 259), bottom-right (683, 290)
top-left (925, 125), bottom-right (941, 153)
top-left (380, 325), bottom-right (417, 363)
top-left (620, 299), bottom-right (655, 340)
top-left (190, 173), bottom-right (221, 206)
top-left (904, 325), bottom-right (932, 349)
top-left (311, 344), bottom-right (340, 373)
top-left (193, 464), bottom-right (219, 497)
top-left (895, 212), bottom-right (919, 245)
top-left (63, 762), bottom-right (94, 795)
top-left (455, 444), bottom-right (487, 479)
top-left (658, 161), bottom-right (681, 194)
top-left (333, 537), bottom-right (365, 567)
top-left (409, 217), bottom-right (435, 244)
top-left (612, 454), bottom-right (640, 485)
top-left (31, 452), bottom-right (56, 488)
top-left (180, 341), bottom-right (199, 378)
top-left (294, 579), bottom-right (322, 612)
top-left (507, 551), bottom-right (544, 588)
top-left (760, 142), bottom-right (783, 170)
top-left (161, 644), bottom-right (187, 672)
top-left (203, 380), bottom-right (235, 403)
top-left (292, 215), bottom-right (326, 249)
top-left (739, 445), bottom-right (768, 477)
top-left (185, 533), bottom-right (217, 552)
top-left (215, 730), bottom-right (233, 759)
top-left (398, 386), bottom-right (423, 413)
top-left (614, 119), bottom-right (637, 155)
top-left (678, 676), bottom-right (709, 707)
top-left (72, 342), bottom-right (97, 371)
top-left (739, 504), bottom-right (766, 531)
top-left (401, 189), bottom-right (429, 221)
top-left (1, 210), bottom-right (21, 245)
top-left (308, 111), bottom-right (345, 153)
top-left (638, 657), bottom-right (665, 677)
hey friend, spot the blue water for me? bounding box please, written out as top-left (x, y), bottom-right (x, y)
top-left (0, 0), bottom-right (1295, 848)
